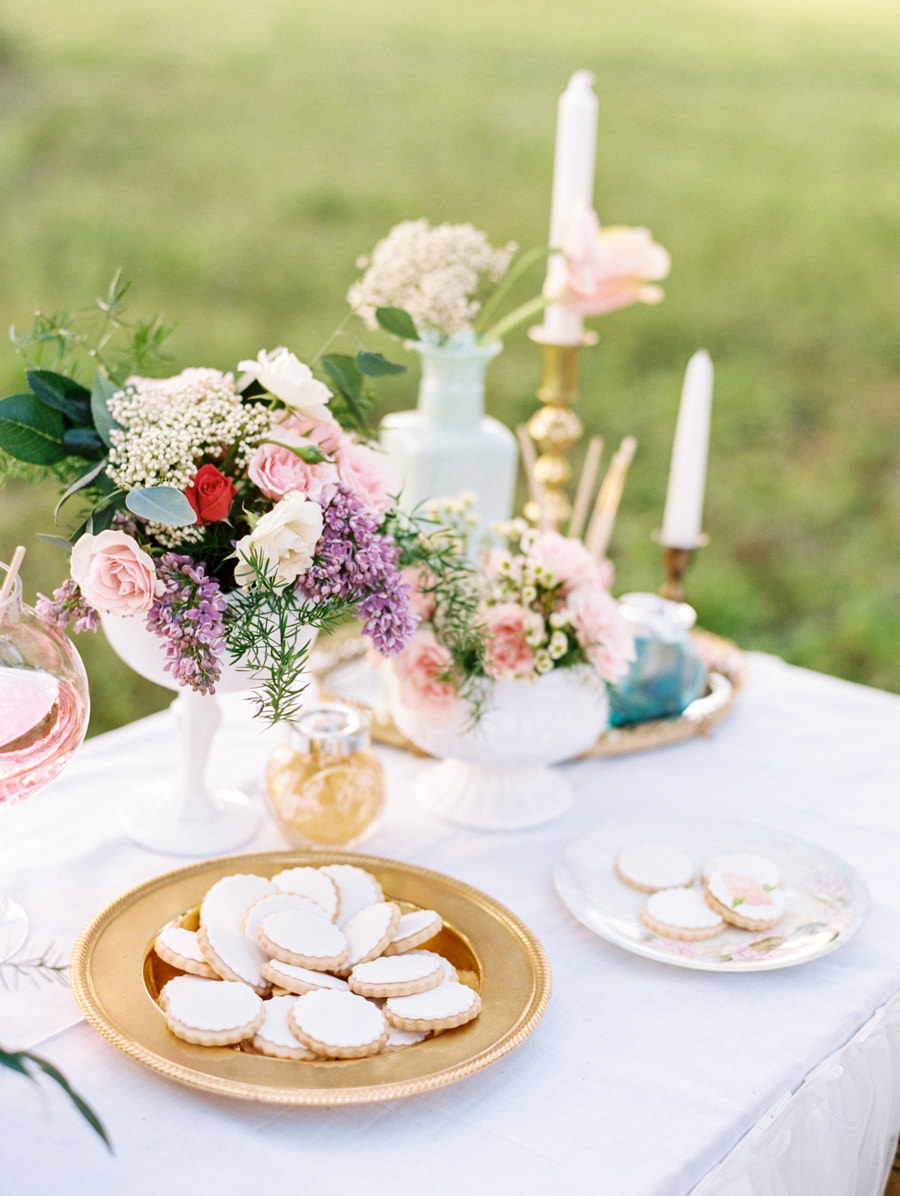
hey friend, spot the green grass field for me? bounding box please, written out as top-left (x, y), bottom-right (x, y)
top-left (2, 0), bottom-right (899, 734)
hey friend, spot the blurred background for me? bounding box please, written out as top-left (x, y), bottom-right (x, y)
top-left (2, 0), bottom-right (899, 735)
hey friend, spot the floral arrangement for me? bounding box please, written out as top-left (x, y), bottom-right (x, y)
top-left (0, 281), bottom-right (474, 722)
top-left (347, 212), bottom-right (669, 351)
top-left (392, 502), bottom-right (636, 719)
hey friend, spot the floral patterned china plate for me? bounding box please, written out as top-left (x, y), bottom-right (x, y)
top-left (554, 817), bottom-right (869, 972)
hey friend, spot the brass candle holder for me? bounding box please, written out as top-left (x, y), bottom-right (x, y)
top-left (658, 535), bottom-right (708, 604)
top-left (523, 342), bottom-right (583, 530)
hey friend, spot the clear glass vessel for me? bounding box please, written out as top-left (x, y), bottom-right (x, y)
top-left (264, 704), bottom-right (385, 848)
top-left (0, 562), bottom-right (90, 959)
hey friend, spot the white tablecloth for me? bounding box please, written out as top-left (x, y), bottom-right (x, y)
top-left (2, 652), bottom-right (900, 1195)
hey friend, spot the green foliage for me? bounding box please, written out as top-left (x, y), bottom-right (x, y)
top-left (0, 1046), bottom-right (111, 1151)
top-left (375, 307), bottom-right (418, 341)
top-left (124, 485), bottom-right (195, 526)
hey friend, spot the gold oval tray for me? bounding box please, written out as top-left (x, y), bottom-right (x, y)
top-left (71, 850), bottom-right (551, 1105)
top-left (312, 627), bottom-right (746, 760)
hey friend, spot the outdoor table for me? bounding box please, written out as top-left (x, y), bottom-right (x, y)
top-left (3, 651), bottom-right (900, 1196)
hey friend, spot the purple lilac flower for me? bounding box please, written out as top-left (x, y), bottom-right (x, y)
top-left (36, 579), bottom-right (100, 635)
top-left (298, 484), bottom-right (416, 655)
top-left (146, 553), bottom-right (227, 694)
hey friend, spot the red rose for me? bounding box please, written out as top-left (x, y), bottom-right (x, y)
top-left (185, 464), bottom-right (237, 525)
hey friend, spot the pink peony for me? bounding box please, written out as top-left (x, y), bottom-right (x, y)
top-left (558, 208), bottom-right (670, 317)
top-left (530, 530), bottom-right (613, 593)
top-left (393, 630), bottom-right (458, 719)
top-left (248, 425), bottom-right (339, 501)
top-left (337, 435), bottom-right (400, 519)
top-left (566, 583), bottom-right (636, 683)
top-left (483, 603), bottom-right (541, 681)
top-left (401, 566), bottom-right (437, 623)
top-left (70, 530), bottom-right (162, 616)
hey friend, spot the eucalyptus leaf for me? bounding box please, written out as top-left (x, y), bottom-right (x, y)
top-left (126, 485), bottom-right (196, 526)
top-left (53, 458), bottom-right (109, 521)
top-left (36, 534), bottom-right (76, 554)
top-left (0, 394), bottom-right (66, 464)
top-left (356, 351), bottom-right (406, 378)
top-left (321, 353), bottom-right (364, 400)
top-left (90, 373), bottom-right (123, 447)
top-left (375, 306), bottom-right (418, 340)
top-left (26, 370), bottom-right (92, 423)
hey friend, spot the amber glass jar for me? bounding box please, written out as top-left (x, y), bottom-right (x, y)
top-left (263, 704), bottom-right (385, 848)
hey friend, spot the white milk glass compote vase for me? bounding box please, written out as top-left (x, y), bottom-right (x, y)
top-left (102, 611), bottom-right (317, 856)
top-left (391, 665), bottom-right (609, 830)
top-left (0, 561), bottom-right (89, 960)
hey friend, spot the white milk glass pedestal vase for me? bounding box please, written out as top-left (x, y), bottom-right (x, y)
top-left (391, 666), bottom-right (609, 830)
top-left (379, 334), bottom-right (517, 533)
top-left (102, 613), bottom-right (317, 856)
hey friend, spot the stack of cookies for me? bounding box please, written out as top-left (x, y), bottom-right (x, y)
top-left (613, 844), bottom-right (785, 941)
top-left (153, 862), bottom-right (481, 1059)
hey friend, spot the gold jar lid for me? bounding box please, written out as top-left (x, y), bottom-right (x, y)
top-left (291, 704), bottom-right (370, 757)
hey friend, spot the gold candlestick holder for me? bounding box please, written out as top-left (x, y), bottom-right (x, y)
top-left (658, 535), bottom-right (708, 604)
top-left (524, 342), bottom-right (583, 530)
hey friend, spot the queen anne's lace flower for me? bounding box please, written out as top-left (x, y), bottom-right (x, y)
top-left (348, 220), bottom-right (516, 340)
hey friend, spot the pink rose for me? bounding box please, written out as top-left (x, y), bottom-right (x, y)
top-left (401, 566), bottom-right (437, 623)
top-left (248, 425), bottom-right (338, 501)
top-left (287, 410), bottom-right (343, 455)
top-left (70, 530), bottom-right (161, 617)
top-left (483, 603), bottom-right (541, 681)
top-left (558, 208), bottom-right (670, 316)
top-left (393, 631), bottom-right (458, 719)
top-left (566, 583), bottom-right (636, 683)
top-left (337, 436), bottom-right (400, 519)
top-left (530, 531), bottom-right (613, 593)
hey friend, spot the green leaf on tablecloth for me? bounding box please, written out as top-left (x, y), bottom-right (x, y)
top-left (375, 306), bottom-right (418, 340)
top-left (355, 351), bottom-right (406, 378)
top-left (0, 1048), bottom-right (112, 1151)
top-left (125, 485), bottom-right (195, 526)
top-left (0, 394), bottom-right (67, 464)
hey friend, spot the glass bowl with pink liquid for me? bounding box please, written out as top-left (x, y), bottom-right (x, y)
top-left (0, 561), bottom-right (89, 960)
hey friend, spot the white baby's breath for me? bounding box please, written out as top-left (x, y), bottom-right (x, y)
top-left (348, 219), bottom-right (516, 341)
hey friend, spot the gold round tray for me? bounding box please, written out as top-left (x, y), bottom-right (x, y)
top-left (71, 850), bottom-right (551, 1105)
top-left (312, 627), bottom-right (746, 760)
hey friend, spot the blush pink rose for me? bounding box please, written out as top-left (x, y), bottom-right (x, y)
top-left (401, 566), bottom-right (437, 622)
top-left (483, 603), bottom-right (541, 681)
top-left (530, 531), bottom-right (613, 593)
top-left (287, 410), bottom-right (343, 455)
top-left (70, 530), bottom-right (161, 616)
top-left (566, 583), bottom-right (636, 683)
top-left (393, 631), bottom-right (458, 719)
top-left (248, 425), bottom-right (339, 501)
top-left (337, 436), bottom-right (400, 519)
top-left (558, 207), bottom-right (670, 316)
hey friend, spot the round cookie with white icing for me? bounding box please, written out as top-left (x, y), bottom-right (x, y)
top-left (287, 989), bottom-right (388, 1058)
top-left (271, 866), bottom-right (340, 921)
top-left (165, 978), bottom-right (264, 1046)
top-left (258, 909), bottom-right (348, 972)
top-left (199, 873), bottom-right (275, 932)
top-left (384, 981), bottom-right (481, 1032)
top-left (158, 973), bottom-right (221, 1013)
top-left (154, 926), bottom-right (218, 978)
top-left (336, 902), bottom-right (401, 976)
top-left (197, 924), bottom-right (270, 995)
top-left (384, 1023), bottom-right (430, 1052)
top-left (615, 843), bottom-right (695, 893)
top-left (704, 869), bottom-right (785, 931)
top-left (349, 954), bottom-right (444, 999)
top-left (251, 994), bottom-right (318, 1060)
top-left (383, 908), bottom-right (443, 955)
top-left (319, 864), bottom-right (384, 928)
top-left (701, 853), bottom-right (781, 889)
top-left (400, 949), bottom-right (459, 984)
top-left (260, 959), bottom-right (350, 996)
top-left (640, 887), bottom-right (726, 941)
top-left (242, 892), bottom-right (331, 941)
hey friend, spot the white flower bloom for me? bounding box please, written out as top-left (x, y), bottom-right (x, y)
top-left (233, 491), bottom-right (324, 589)
top-left (548, 630), bottom-right (569, 659)
top-left (237, 348), bottom-right (332, 418)
top-left (535, 650), bottom-right (554, 674)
